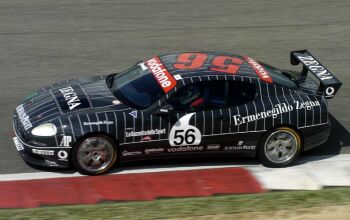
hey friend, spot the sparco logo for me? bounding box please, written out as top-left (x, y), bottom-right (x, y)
top-left (145, 57), bottom-right (176, 93)
top-left (167, 146), bottom-right (204, 153)
top-left (59, 86), bottom-right (82, 110)
top-left (297, 55), bottom-right (333, 81)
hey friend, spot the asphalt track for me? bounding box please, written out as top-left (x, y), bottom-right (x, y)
top-left (0, 0), bottom-right (349, 174)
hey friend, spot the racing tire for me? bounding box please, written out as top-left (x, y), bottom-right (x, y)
top-left (72, 134), bottom-right (118, 175)
top-left (258, 127), bottom-right (302, 168)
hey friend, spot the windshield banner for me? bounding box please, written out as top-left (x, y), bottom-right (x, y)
top-left (145, 57), bottom-right (177, 93)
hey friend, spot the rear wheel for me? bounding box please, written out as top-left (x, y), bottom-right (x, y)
top-left (258, 127), bottom-right (302, 167)
top-left (72, 134), bottom-right (117, 175)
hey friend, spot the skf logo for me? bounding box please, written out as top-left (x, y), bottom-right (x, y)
top-left (60, 136), bottom-right (72, 147)
top-left (145, 57), bottom-right (177, 93)
top-left (59, 86), bottom-right (82, 110)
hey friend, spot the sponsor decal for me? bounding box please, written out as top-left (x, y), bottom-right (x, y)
top-left (142, 135), bottom-right (152, 141)
top-left (32, 149), bottom-right (54, 156)
top-left (325, 87), bottom-right (335, 97)
top-left (224, 141), bottom-right (255, 151)
top-left (58, 86), bottom-right (82, 110)
top-left (233, 103), bottom-right (293, 126)
top-left (122, 150), bottom-right (142, 156)
top-left (297, 55), bottom-right (333, 80)
top-left (45, 160), bottom-right (58, 167)
top-left (58, 150), bottom-right (68, 160)
top-left (294, 100), bottom-right (320, 110)
top-left (138, 62), bottom-right (148, 71)
top-left (83, 121), bottom-right (114, 126)
top-left (13, 137), bottom-right (24, 151)
top-left (174, 74), bottom-right (182, 80)
top-left (129, 110), bottom-right (138, 119)
top-left (60, 136), bottom-right (72, 147)
top-left (167, 145), bottom-right (204, 153)
top-left (145, 57), bottom-right (176, 93)
top-left (53, 84), bottom-right (91, 112)
top-left (145, 148), bottom-right (164, 154)
top-left (169, 113), bottom-right (202, 146)
top-left (125, 129), bottom-right (166, 138)
top-left (16, 104), bottom-right (32, 130)
top-left (206, 144), bottom-right (221, 151)
top-left (112, 100), bottom-right (122, 105)
top-left (243, 56), bottom-right (273, 83)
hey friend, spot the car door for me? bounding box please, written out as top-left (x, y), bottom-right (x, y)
top-left (224, 80), bottom-right (260, 152)
top-left (160, 80), bottom-right (230, 154)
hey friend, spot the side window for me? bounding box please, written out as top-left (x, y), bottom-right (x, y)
top-left (226, 81), bottom-right (256, 107)
top-left (167, 81), bottom-right (227, 112)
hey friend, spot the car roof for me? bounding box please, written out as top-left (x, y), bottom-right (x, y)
top-left (157, 52), bottom-right (264, 81)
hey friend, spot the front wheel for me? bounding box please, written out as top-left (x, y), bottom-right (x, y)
top-left (72, 135), bottom-right (118, 175)
top-left (258, 127), bottom-right (302, 168)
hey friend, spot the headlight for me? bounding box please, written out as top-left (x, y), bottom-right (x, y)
top-left (31, 123), bottom-right (57, 136)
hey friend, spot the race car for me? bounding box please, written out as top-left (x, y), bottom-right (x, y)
top-left (13, 50), bottom-right (342, 175)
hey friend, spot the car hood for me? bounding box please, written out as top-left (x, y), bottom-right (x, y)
top-left (15, 76), bottom-right (128, 129)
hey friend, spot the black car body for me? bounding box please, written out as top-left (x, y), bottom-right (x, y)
top-left (13, 50), bottom-right (342, 174)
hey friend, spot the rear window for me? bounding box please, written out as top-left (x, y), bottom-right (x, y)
top-left (260, 62), bottom-right (298, 89)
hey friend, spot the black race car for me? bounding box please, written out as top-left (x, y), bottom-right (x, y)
top-left (13, 50), bottom-right (341, 175)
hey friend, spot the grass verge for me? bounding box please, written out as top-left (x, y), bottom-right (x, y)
top-left (1, 187), bottom-right (350, 220)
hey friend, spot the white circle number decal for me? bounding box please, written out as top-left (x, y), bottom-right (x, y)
top-left (169, 113), bottom-right (201, 146)
top-left (58, 150), bottom-right (68, 159)
top-left (325, 87), bottom-right (335, 96)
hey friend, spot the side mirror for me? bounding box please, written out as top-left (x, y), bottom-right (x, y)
top-left (154, 105), bottom-right (174, 116)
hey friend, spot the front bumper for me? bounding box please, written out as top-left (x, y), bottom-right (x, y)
top-left (13, 121), bottom-right (71, 169)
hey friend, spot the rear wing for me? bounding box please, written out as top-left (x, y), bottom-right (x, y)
top-left (290, 50), bottom-right (342, 98)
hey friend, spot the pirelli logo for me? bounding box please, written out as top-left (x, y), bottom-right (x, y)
top-left (145, 57), bottom-right (177, 93)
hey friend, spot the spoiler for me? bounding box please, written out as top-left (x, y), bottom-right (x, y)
top-left (290, 50), bottom-right (342, 98)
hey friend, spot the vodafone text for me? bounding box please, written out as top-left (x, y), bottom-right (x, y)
top-left (145, 57), bottom-right (176, 93)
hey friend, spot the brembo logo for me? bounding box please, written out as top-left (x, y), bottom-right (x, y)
top-left (59, 86), bottom-right (82, 110)
top-left (145, 57), bottom-right (176, 93)
top-left (244, 56), bottom-right (273, 83)
top-left (297, 55), bottom-right (333, 81)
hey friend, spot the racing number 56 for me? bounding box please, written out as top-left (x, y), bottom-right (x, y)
top-left (173, 129), bottom-right (196, 145)
top-left (173, 52), bottom-right (243, 74)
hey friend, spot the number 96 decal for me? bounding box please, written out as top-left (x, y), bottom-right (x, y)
top-left (169, 113), bottom-right (201, 146)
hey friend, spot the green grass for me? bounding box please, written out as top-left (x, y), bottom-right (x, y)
top-left (1, 187), bottom-right (350, 220)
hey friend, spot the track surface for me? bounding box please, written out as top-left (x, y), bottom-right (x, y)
top-left (0, 0), bottom-right (349, 174)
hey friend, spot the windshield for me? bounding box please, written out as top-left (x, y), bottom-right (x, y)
top-left (108, 63), bottom-right (164, 109)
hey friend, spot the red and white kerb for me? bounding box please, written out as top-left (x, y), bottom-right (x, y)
top-left (145, 57), bottom-right (177, 93)
top-left (243, 56), bottom-right (273, 83)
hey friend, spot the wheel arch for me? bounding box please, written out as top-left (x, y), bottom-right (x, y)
top-left (258, 124), bottom-right (304, 152)
top-left (71, 131), bottom-right (120, 175)
top-left (74, 131), bottom-right (120, 148)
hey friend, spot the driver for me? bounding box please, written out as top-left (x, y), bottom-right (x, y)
top-left (169, 84), bottom-right (205, 111)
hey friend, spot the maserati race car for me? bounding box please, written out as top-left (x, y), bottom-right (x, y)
top-left (13, 50), bottom-right (342, 175)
